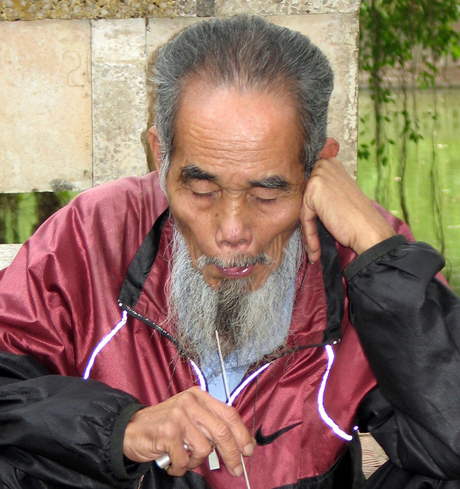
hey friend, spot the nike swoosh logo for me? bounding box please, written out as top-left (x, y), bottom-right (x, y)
top-left (255, 421), bottom-right (302, 446)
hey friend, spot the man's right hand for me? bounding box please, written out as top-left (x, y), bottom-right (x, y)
top-left (122, 386), bottom-right (255, 477)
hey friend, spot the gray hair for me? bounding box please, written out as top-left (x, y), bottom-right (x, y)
top-left (152, 15), bottom-right (334, 189)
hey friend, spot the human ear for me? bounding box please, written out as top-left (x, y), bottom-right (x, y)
top-left (147, 126), bottom-right (163, 171)
top-left (318, 137), bottom-right (340, 159)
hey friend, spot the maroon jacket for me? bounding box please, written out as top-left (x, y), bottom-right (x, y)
top-left (1, 172), bottom-right (458, 489)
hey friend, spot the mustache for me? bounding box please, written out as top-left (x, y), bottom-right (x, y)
top-left (196, 253), bottom-right (271, 270)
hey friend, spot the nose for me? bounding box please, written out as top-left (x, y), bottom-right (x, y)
top-left (215, 196), bottom-right (253, 251)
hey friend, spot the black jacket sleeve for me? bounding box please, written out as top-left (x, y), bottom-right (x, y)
top-left (0, 350), bottom-right (149, 489)
top-left (344, 236), bottom-right (460, 481)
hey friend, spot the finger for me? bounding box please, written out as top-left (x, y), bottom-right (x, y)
top-left (123, 395), bottom-right (209, 466)
top-left (300, 191), bottom-right (321, 263)
top-left (207, 416), bottom-right (244, 476)
top-left (190, 393), bottom-right (253, 476)
top-left (165, 441), bottom-right (190, 476)
top-left (303, 218), bottom-right (321, 264)
top-left (166, 389), bottom-right (248, 475)
top-left (161, 416), bottom-right (214, 475)
top-left (164, 395), bottom-right (218, 473)
top-left (182, 430), bottom-right (215, 470)
top-left (212, 400), bottom-right (254, 456)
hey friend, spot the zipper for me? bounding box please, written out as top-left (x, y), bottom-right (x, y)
top-left (119, 301), bottom-right (340, 398)
top-left (119, 301), bottom-right (275, 403)
top-left (119, 303), bottom-right (352, 441)
top-left (118, 301), bottom-right (179, 348)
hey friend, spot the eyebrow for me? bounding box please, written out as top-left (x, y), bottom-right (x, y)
top-left (179, 165), bottom-right (217, 183)
top-left (249, 175), bottom-right (293, 191)
top-left (179, 165), bottom-right (293, 191)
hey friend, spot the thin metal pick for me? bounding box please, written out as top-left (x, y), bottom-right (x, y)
top-left (215, 331), bottom-right (252, 489)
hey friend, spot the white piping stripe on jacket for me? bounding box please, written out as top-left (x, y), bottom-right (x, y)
top-left (317, 344), bottom-right (353, 442)
top-left (82, 312), bottom-right (352, 442)
top-left (227, 363), bottom-right (271, 406)
top-left (190, 359), bottom-right (207, 392)
top-left (189, 360), bottom-right (272, 407)
top-left (83, 310), bottom-right (128, 380)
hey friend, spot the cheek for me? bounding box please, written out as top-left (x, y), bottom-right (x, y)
top-left (169, 198), bottom-right (215, 259)
top-left (263, 196), bottom-right (303, 233)
top-left (255, 203), bottom-right (303, 254)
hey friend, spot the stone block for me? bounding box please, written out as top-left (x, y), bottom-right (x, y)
top-left (91, 19), bottom-right (150, 186)
top-left (147, 17), bottom-right (205, 54)
top-left (215, 0), bottom-right (360, 17)
top-left (0, 244), bottom-right (21, 270)
top-left (0, 0), bottom-right (177, 21)
top-left (0, 19), bottom-right (92, 193)
top-left (269, 13), bottom-right (360, 175)
top-left (177, 0), bottom-right (197, 17)
top-left (197, 0), bottom-right (215, 17)
top-left (300, 0), bottom-right (360, 14)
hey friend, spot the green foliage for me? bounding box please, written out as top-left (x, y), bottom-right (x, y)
top-left (0, 191), bottom-right (78, 244)
top-left (359, 0), bottom-right (459, 174)
top-left (359, 0), bottom-right (459, 277)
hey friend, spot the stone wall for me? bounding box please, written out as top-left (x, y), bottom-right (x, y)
top-left (1, 1), bottom-right (359, 20)
top-left (0, 0), bottom-right (361, 265)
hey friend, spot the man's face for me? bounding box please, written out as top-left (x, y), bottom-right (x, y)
top-left (162, 82), bottom-right (306, 290)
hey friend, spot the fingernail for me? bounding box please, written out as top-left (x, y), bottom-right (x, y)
top-left (243, 443), bottom-right (254, 456)
top-left (233, 465), bottom-right (243, 478)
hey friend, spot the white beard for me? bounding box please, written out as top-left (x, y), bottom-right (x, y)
top-left (166, 225), bottom-right (304, 376)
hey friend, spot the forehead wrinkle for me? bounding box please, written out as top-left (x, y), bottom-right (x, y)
top-left (187, 127), bottom-right (274, 153)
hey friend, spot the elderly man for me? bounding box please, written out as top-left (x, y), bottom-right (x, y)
top-left (0, 14), bottom-right (459, 489)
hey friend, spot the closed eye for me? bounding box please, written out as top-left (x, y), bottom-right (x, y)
top-left (254, 195), bottom-right (278, 204)
top-left (249, 187), bottom-right (283, 205)
top-left (249, 175), bottom-right (292, 205)
top-left (192, 191), bottom-right (216, 199)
